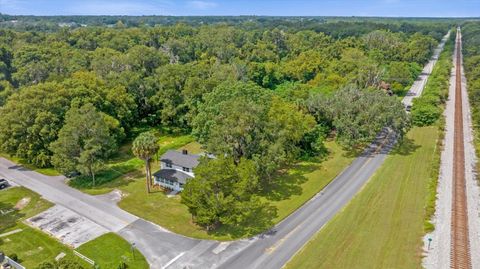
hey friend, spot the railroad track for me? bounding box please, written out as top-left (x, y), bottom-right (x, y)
top-left (450, 27), bottom-right (472, 269)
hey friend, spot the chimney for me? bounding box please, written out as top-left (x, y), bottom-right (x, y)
top-left (182, 149), bottom-right (188, 155)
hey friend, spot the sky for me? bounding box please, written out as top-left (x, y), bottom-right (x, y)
top-left (0, 0), bottom-right (479, 17)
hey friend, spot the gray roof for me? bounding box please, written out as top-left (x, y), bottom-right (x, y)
top-left (153, 169), bottom-right (192, 184)
top-left (160, 150), bottom-right (200, 169)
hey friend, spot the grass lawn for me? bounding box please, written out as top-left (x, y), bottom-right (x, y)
top-left (0, 187), bottom-right (53, 233)
top-left (76, 233), bottom-right (148, 269)
top-left (0, 153), bottom-right (60, 176)
top-left (266, 141), bottom-right (354, 223)
top-left (0, 224), bottom-right (88, 268)
top-left (0, 187), bottom-right (87, 268)
top-left (118, 140), bottom-right (353, 240)
top-left (179, 141), bottom-right (204, 154)
top-left (285, 126), bottom-right (440, 269)
top-left (118, 168), bottom-right (212, 238)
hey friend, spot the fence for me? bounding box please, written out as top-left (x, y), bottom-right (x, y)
top-left (3, 256), bottom-right (26, 269)
top-left (73, 250), bottom-right (95, 266)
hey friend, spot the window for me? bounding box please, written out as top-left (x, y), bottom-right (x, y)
top-left (166, 162), bottom-right (172, 168)
top-left (183, 167), bottom-right (190, 172)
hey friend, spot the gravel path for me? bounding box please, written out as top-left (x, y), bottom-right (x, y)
top-left (421, 42), bottom-right (456, 269)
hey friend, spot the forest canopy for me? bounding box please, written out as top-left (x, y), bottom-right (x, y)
top-left (0, 18), bottom-right (447, 169)
top-left (0, 16), bottom-right (451, 230)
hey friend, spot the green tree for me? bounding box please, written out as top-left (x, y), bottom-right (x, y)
top-left (0, 82), bottom-right (71, 167)
top-left (132, 131), bottom-right (159, 193)
top-left (50, 103), bottom-right (117, 186)
top-left (403, 33), bottom-right (437, 64)
top-left (384, 61), bottom-right (415, 87)
top-left (0, 80), bottom-right (14, 106)
top-left (282, 50), bottom-right (327, 82)
top-left (193, 81), bottom-right (315, 181)
top-left (309, 87), bottom-right (410, 149)
top-left (181, 156), bottom-right (276, 233)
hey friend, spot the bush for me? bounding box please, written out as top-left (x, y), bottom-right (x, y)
top-left (411, 102), bottom-right (442, 126)
top-left (35, 262), bottom-right (55, 269)
top-left (57, 259), bottom-right (85, 269)
top-left (118, 261), bottom-right (128, 269)
top-left (8, 253), bottom-right (18, 262)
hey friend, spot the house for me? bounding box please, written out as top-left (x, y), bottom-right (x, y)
top-left (153, 149), bottom-right (200, 191)
top-left (379, 81), bottom-right (394, 96)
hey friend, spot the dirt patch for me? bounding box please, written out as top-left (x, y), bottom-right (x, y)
top-left (14, 197), bottom-right (31, 210)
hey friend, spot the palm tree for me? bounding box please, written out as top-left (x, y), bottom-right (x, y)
top-left (132, 132), bottom-right (159, 193)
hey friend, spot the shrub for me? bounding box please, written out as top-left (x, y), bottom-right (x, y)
top-left (118, 261), bottom-right (128, 269)
top-left (411, 102), bottom-right (442, 126)
top-left (8, 253), bottom-right (18, 262)
top-left (35, 262), bottom-right (55, 269)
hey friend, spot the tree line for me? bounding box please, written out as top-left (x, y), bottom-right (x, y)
top-left (0, 19), bottom-right (449, 231)
top-left (462, 22), bottom-right (480, 158)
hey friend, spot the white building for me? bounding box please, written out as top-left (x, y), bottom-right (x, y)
top-left (153, 149), bottom-right (200, 191)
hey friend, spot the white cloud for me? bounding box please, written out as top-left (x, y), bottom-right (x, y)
top-left (187, 0), bottom-right (218, 10)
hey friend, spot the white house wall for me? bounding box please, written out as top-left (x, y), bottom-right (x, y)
top-left (160, 162), bottom-right (195, 177)
top-left (154, 179), bottom-right (183, 192)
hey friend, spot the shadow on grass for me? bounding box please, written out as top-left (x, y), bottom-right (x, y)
top-left (108, 142), bottom-right (135, 163)
top-left (261, 162), bottom-right (320, 202)
top-left (1, 153), bottom-right (60, 176)
top-left (206, 203), bottom-right (278, 239)
top-left (69, 167), bottom-right (138, 190)
top-left (390, 137), bottom-right (421, 156)
top-left (189, 154), bottom-right (332, 239)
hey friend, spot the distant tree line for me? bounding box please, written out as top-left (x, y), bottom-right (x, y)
top-left (462, 22), bottom-right (480, 156)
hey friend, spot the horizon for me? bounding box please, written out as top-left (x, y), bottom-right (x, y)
top-left (2, 14), bottom-right (480, 18)
top-left (0, 0), bottom-right (479, 17)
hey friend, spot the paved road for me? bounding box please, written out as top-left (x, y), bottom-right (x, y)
top-left (403, 31), bottom-right (451, 107)
top-left (214, 131), bottom-right (396, 269)
top-left (0, 133), bottom-right (395, 269)
top-left (0, 31), bottom-right (451, 269)
top-left (212, 31), bottom-right (452, 269)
